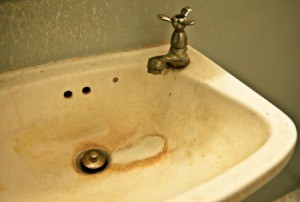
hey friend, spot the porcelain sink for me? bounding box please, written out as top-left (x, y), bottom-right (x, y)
top-left (0, 45), bottom-right (297, 202)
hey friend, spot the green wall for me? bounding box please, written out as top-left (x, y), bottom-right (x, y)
top-left (1, 0), bottom-right (299, 201)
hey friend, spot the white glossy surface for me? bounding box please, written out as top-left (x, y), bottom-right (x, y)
top-left (0, 45), bottom-right (297, 201)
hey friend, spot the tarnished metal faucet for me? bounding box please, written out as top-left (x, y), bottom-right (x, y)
top-left (147, 7), bottom-right (195, 75)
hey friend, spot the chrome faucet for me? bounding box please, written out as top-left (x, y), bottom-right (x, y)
top-left (147, 7), bottom-right (195, 75)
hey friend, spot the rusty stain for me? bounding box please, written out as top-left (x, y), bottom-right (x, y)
top-left (168, 93), bottom-right (172, 96)
top-left (12, 113), bottom-right (112, 176)
top-left (13, 114), bottom-right (106, 156)
top-left (72, 134), bottom-right (168, 175)
top-left (68, 127), bottom-right (137, 174)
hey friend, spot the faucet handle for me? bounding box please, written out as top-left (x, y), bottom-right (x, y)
top-left (180, 7), bottom-right (192, 17)
top-left (157, 14), bottom-right (172, 23)
top-left (157, 7), bottom-right (195, 29)
top-left (179, 7), bottom-right (195, 26)
top-left (182, 19), bottom-right (195, 26)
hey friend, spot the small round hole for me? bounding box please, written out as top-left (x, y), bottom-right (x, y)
top-left (82, 87), bottom-right (91, 94)
top-left (113, 77), bottom-right (118, 83)
top-left (64, 91), bottom-right (73, 98)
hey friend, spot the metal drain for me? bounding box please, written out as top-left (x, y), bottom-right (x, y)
top-left (75, 147), bottom-right (110, 174)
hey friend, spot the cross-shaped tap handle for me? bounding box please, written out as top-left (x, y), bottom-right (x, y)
top-left (157, 7), bottom-right (195, 30)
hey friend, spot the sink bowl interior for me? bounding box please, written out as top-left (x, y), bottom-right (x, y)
top-left (1, 44), bottom-right (296, 202)
top-left (0, 50), bottom-right (271, 201)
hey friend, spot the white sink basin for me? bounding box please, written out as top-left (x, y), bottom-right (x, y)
top-left (0, 45), bottom-right (296, 202)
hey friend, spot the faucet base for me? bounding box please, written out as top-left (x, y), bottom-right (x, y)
top-left (167, 58), bottom-right (189, 69)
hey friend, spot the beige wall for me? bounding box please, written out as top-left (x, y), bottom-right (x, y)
top-left (1, 0), bottom-right (299, 200)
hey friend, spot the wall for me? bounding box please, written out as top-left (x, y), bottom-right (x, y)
top-left (0, 0), bottom-right (299, 201)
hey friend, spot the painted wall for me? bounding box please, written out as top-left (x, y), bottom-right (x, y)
top-left (0, 0), bottom-right (299, 201)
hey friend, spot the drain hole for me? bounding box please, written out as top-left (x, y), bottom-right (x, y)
top-left (80, 159), bottom-right (109, 174)
top-left (75, 148), bottom-right (110, 174)
top-left (64, 90), bottom-right (73, 98)
top-left (82, 86), bottom-right (91, 94)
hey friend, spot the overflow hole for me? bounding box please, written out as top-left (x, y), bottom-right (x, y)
top-left (64, 91), bottom-right (73, 98)
top-left (82, 87), bottom-right (91, 94)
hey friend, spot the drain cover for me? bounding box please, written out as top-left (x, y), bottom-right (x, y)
top-left (75, 147), bottom-right (110, 174)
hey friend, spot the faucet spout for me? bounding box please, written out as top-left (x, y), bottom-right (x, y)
top-left (147, 7), bottom-right (195, 75)
top-left (147, 53), bottom-right (189, 75)
top-left (147, 55), bottom-right (170, 75)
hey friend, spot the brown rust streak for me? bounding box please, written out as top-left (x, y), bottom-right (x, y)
top-left (71, 134), bottom-right (168, 175)
top-left (70, 129), bottom-right (137, 175)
